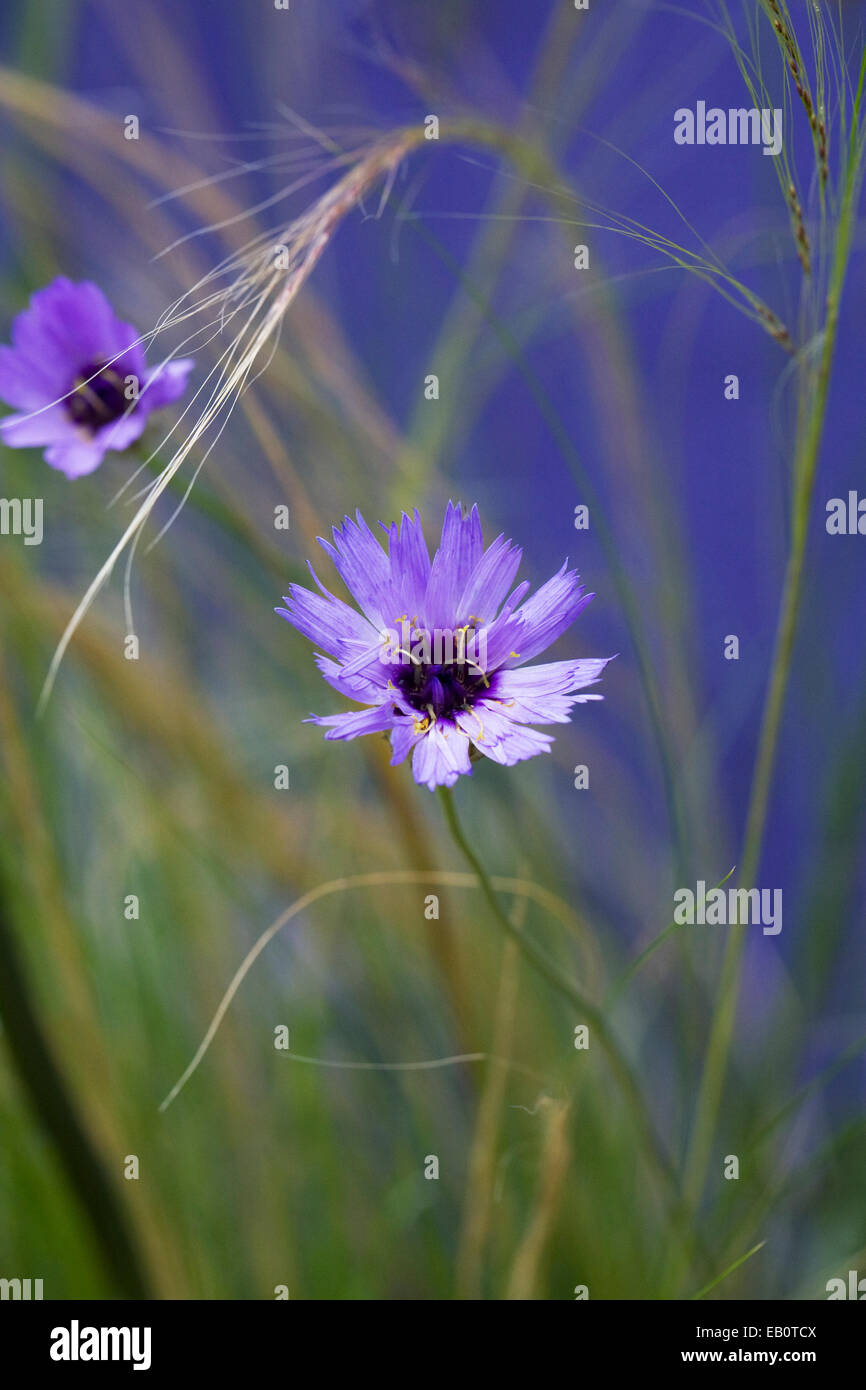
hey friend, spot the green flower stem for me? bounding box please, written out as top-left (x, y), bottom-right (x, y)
top-left (437, 784), bottom-right (702, 1270)
top-left (0, 881), bottom-right (151, 1299)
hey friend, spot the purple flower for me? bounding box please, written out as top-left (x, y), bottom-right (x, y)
top-left (0, 277), bottom-right (194, 478)
top-left (276, 503), bottom-right (612, 790)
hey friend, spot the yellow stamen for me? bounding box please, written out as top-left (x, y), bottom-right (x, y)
top-left (462, 657), bottom-right (490, 687)
top-left (462, 704), bottom-right (485, 742)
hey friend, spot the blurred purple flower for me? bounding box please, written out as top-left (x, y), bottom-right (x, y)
top-left (0, 277), bottom-right (194, 478)
top-left (277, 503), bottom-right (611, 790)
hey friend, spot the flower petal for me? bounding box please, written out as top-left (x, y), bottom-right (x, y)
top-left (308, 703), bottom-right (394, 741)
top-left (457, 532), bottom-right (523, 623)
top-left (423, 502), bottom-right (483, 629)
top-left (477, 581), bottom-right (531, 670)
top-left (486, 658), bottom-right (612, 723)
top-left (97, 412), bottom-right (147, 452)
top-left (504, 564), bottom-right (593, 665)
top-left (0, 345), bottom-right (54, 410)
top-left (456, 702), bottom-right (554, 765)
top-left (384, 509), bottom-right (431, 617)
top-left (314, 653), bottom-right (389, 703)
top-left (318, 511), bottom-right (398, 627)
top-left (141, 358), bottom-right (195, 410)
top-left (0, 404), bottom-right (76, 448)
top-left (389, 715), bottom-right (426, 766)
top-left (276, 580), bottom-right (380, 661)
top-left (411, 721), bottom-right (473, 789)
top-left (43, 439), bottom-right (108, 478)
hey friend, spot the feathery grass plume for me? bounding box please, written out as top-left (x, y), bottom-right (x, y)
top-left (36, 126), bottom-right (427, 712)
top-left (717, 0), bottom-right (850, 287)
top-left (763, 0), bottom-right (830, 184)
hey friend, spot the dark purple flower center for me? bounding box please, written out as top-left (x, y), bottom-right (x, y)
top-left (65, 360), bottom-right (131, 434)
top-left (392, 659), bottom-right (488, 720)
